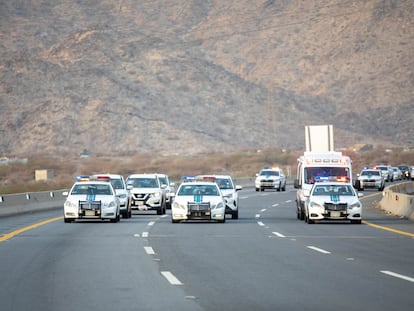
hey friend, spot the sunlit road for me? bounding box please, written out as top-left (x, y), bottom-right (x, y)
top-left (1, 187), bottom-right (413, 311)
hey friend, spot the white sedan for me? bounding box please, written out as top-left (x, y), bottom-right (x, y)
top-left (171, 180), bottom-right (226, 223)
top-left (63, 181), bottom-right (121, 223)
top-left (305, 182), bottom-right (362, 224)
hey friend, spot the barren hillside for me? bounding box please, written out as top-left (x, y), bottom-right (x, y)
top-left (0, 0), bottom-right (413, 157)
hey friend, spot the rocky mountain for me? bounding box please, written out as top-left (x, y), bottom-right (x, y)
top-left (1, 0), bottom-right (413, 157)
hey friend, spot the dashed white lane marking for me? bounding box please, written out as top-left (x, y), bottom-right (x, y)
top-left (272, 203), bottom-right (279, 207)
top-left (257, 221), bottom-right (265, 226)
top-left (380, 271), bottom-right (414, 283)
top-left (285, 200), bottom-right (293, 203)
top-left (260, 209), bottom-right (266, 212)
top-left (142, 232), bottom-right (149, 238)
top-left (161, 215), bottom-right (168, 218)
top-left (255, 214), bottom-right (261, 218)
top-left (148, 221), bottom-right (155, 226)
top-left (307, 246), bottom-right (331, 254)
top-left (133, 234), bottom-right (140, 237)
top-left (272, 232), bottom-right (286, 238)
top-left (144, 246), bottom-right (155, 255)
top-left (161, 271), bottom-right (183, 285)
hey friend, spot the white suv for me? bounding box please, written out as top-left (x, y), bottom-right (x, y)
top-left (90, 174), bottom-right (131, 218)
top-left (255, 167), bottom-right (286, 192)
top-left (197, 175), bottom-right (242, 219)
top-left (156, 173), bottom-right (175, 209)
top-left (126, 174), bottom-right (166, 215)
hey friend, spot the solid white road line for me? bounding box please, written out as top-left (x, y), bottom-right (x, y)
top-left (144, 246), bottom-right (155, 255)
top-left (380, 270), bottom-right (414, 283)
top-left (272, 232), bottom-right (286, 238)
top-left (161, 271), bottom-right (183, 285)
top-left (307, 246), bottom-right (331, 254)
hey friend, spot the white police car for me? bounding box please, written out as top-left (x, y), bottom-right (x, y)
top-left (197, 175), bottom-right (242, 219)
top-left (305, 181), bottom-right (362, 224)
top-left (255, 167), bottom-right (286, 191)
top-left (356, 169), bottom-right (385, 191)
top-left (171, 177), bottom-right (226, 223)
top-left (63, 180), bottom-right (121, 223)
top-left (90, 174), bottom-right (131, 218)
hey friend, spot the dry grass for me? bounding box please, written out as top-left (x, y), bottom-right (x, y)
top-left (0, 147), bottom-right (413, 194)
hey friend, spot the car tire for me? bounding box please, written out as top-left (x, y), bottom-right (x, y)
top-left (232, 210), bottom-right (238, 219)
top-left (64, 218), bottom-right (72, 223)
top-left (351, 219), bottom-right (362, 224)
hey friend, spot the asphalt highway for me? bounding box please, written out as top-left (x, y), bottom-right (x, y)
top-left (0, 186), bottom-right (413, 311)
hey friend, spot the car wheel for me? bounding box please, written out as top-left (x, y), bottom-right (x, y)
top-left (255, 187), bottom-right (259, 192)
top-left (232, 210), bottom-right (238, 219)
top-left (64, 218), bottom-right (72, 223)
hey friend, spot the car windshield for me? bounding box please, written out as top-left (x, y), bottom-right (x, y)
top-left (127, 178), bottom-right (158, 188)
top-left (312, 184), bottom-right (354, 196)
top-left (215, 178), bottom-right (234, 190)
top-left (71, 184), bottom-right (113, 195)
top-left (361, 170), bottom-right (380, 176)
top-left (260, 170), bottom-right (279, 176)
top-left (110, 178), bottom-right (124, 190)
top-left (304, 167), bottom-right (350, 184)
top-left (178, 184), bottom-right (219, 196)
top-left (158, 176), bottom-right (168, 186)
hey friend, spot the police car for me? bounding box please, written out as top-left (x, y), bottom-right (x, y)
top-left (304, 180), bottom-right (362, 224)
top-left (63, 178), bottom-right (121, 223)
top-left (171, 176), bottom-right (226, 223)
top-left (255, 167), bottom-right (286, 191)
top-left (197, 175), bottom-right (242, 219)
top-left (356, 169), bottom-right (385, 191)
top-left (90, 174), bottom-right (131, 218)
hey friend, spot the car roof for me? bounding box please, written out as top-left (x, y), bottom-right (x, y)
top-left (127, 173), bottom-right (158, 178)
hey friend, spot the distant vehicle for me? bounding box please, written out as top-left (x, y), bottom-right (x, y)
top-left (255, 167), bottom-right (286, 192)
top-left (411, 167), bottom-right (414, 180)
top-left (391, 167), bottom-right (402, 181)
top-left (304, 181), bottom-right (362, 224)
top-left (375, 165), bottom-right (393, 182)
top-left (90, 174), bottom-right (131, 218)
top-left (356, 169), bottom-right (385, 191)
top-left (156, 173), bottom-right (175, 209)
top-left (63, 180), bottom-right (121, 223)
top-left (397, 164), bottom-right (411, 180)
top-left (126, 174), bottom-right (166, 215)
top-left (171, 178), bottom-right (226, 223)
top-left (197, 175), bottom-right (242, 219)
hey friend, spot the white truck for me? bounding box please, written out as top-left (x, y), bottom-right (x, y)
top-left (294, 151), bottom-right (352, 220)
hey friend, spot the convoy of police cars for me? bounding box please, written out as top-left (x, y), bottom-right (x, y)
top-left (62, 161), bottom-right (411, 223)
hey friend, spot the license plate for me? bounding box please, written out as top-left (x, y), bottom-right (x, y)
top-left (85, 210), bottom-right (95, 216)
top-left (330, 211), bottom-right (340, 217)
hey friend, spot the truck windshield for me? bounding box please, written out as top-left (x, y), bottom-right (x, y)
top-left (304, 167), bottom-right (350, 184)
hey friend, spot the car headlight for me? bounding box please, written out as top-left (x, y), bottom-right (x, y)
top-left (119, 194), bottom-right (127, 199)
top-left (173, 202), bottom-right (185, 210)
top-left (150, 192), bottom-right (160, 198)
top-left (309, 201), bottom-right (323, 209)
top-left (349, 201), bottom-right (362, 209)
top-left (212, 202), bottom-right (224, 210)
top-left (103, 201), bottom-right (116, 208)
top-left (64, 200), bottom-right (77, 208)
